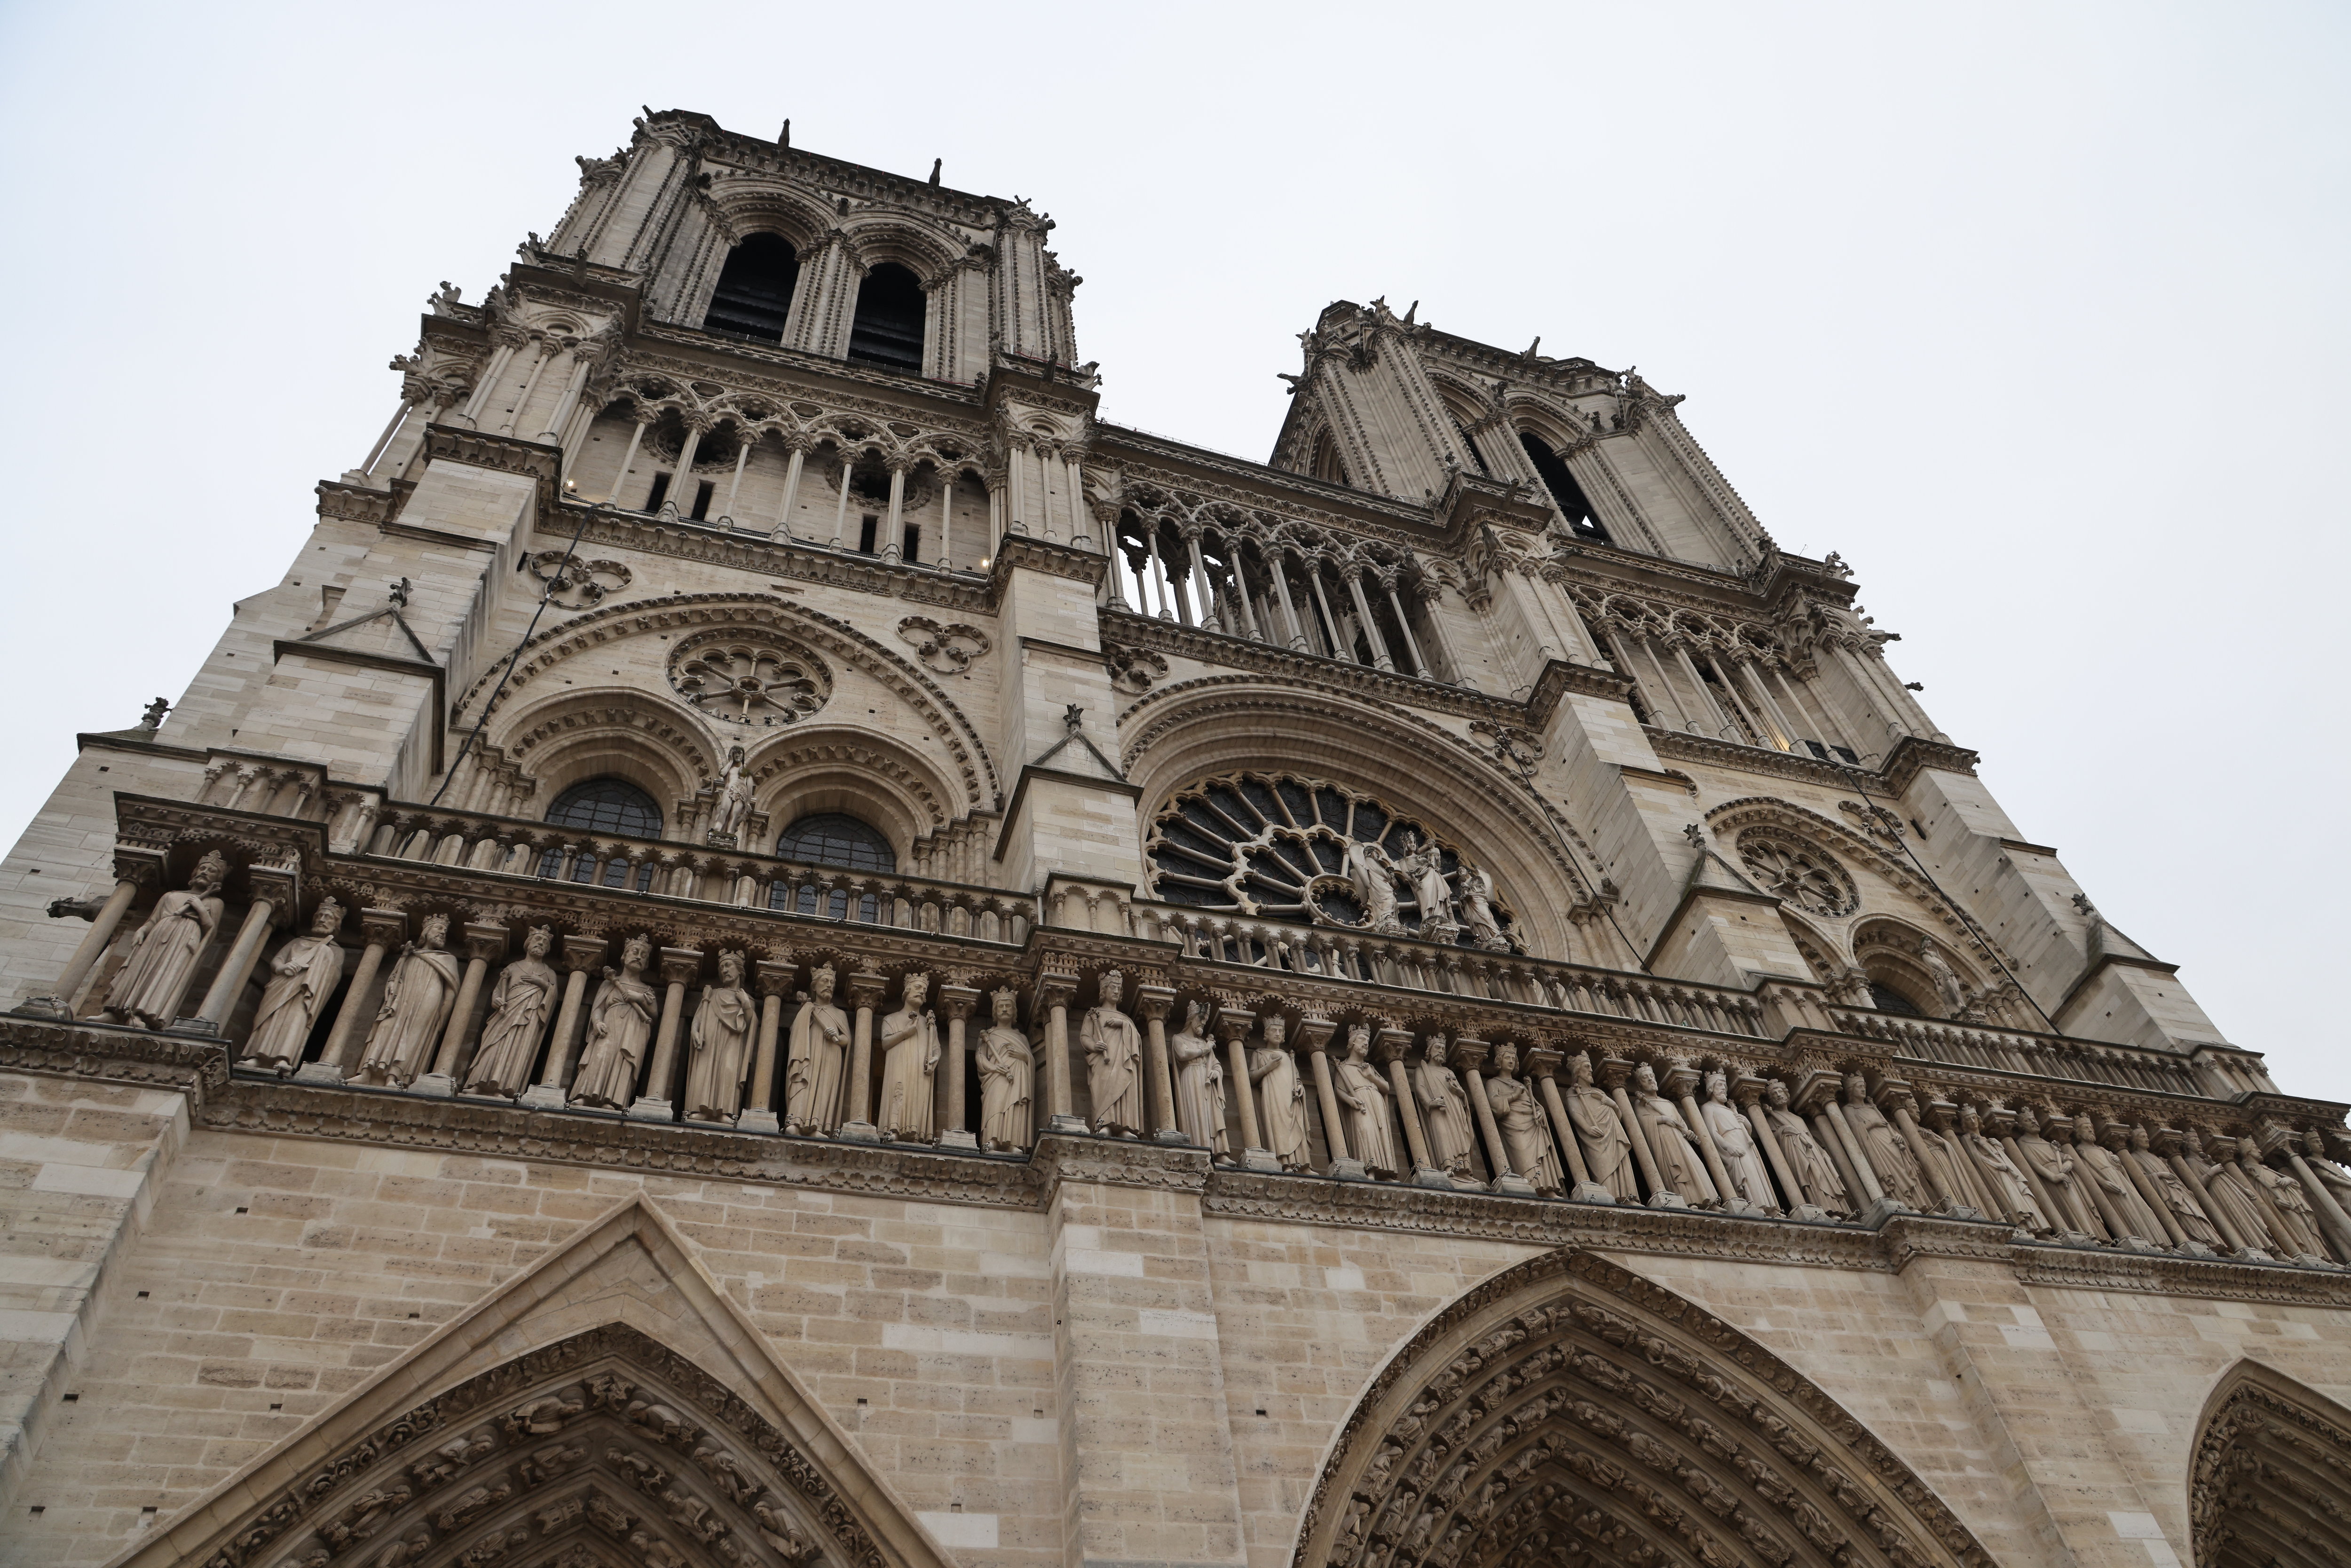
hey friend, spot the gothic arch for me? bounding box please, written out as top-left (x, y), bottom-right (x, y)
top-left (1296, 1249), bottom-right (1996, 1568)
top-left (838, 215), bottom-right (963, 287)
top-left (1851, 916), bottom-right (1989, 1019)
top-left (1118, 677), bottom-right (1604, 959)
top-left (489, 688), bottom-right (726, 825)
top-left (2189, 1359), bottom-right (2351, 1568)
top-left (744, 724), bottom-right (961, 859)
top-left (700, 177), bottom-right (836, 256)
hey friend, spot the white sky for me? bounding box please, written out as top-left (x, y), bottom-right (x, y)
top-left (1, 2), bottom-right (2342, 1101)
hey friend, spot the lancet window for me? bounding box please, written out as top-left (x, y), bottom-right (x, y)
top-left (703, 232), bottom-right (800, 343)
top-left (847, 262), bottom-right (925, 372)
top-left (1518, 430), bottom-right (1609, 543)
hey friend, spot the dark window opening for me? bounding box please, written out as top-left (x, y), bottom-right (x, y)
top-left (857, 515), bottom-right (879, 554)
top-left (544, 777), bottom-right (663, 840)
top-left (1868, 981), bottom-right (1925, 1017)
top-left (1520, 432), bottom-right (1611, 543)
top-left (644, 472), bottom-right (672, 512)
top-left (1452, 419), bottom-right (1489, 475)
top-left (703, 233), bottom-right (799, 343)
top-left (690, 480), bottom-right (715, 521)
top-left (902, 523), bottom-right (921, 563)
top-left (847, 263), bottom-right (926, 372)
top-left (773, 813), bottom-right (896, 873)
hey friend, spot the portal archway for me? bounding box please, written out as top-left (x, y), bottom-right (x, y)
top-left (2190, 1359), bottom-right (2351, 1568)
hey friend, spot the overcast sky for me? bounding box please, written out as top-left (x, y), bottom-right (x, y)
top-left (1, 2), bottom-right (2341, 1099)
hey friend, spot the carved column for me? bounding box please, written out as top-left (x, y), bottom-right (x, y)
top-left (1028, 972), bottom-right (1079, 1134)
top-left (1136, 984), bottom-right (1183, 1143)
top-left (422, 923), bottom-right (509, 1097)
top-left (1881, 1088), bottom-right (1972, 1217)
top-left (662, 417), bottom-right (707, 516)
top-left (836, 967), bottom-right (890, 1142)
top-left (516, 937), bottom-right (605, 1110)
top-left (2165, 1138), bottom-right (2253, 1255)
top-left (884, 464), bottom-right (908, 553)
top-left (2103, 1120), bottom-right (2192, 1250)
top-left (1383, 575), bottom-right (1430, 678)
top-left (738, 958), bottom-right (796, 1134)
top-left (1668, 1062), bottom-right (1744, 1213)
top-left (1344, 567), bottom-right (1396, 670)
top-left (627, 948), bottom-right (703, 1122)
top-left (1528, 1048), bottom-right (1608, 1203)
top-left (607, 417), bottom-right (650, 508)
top-left (1297, 1016), bottom-right (1361, 1180)
top-left (1219, 1007), bottom-right (1278, 1172)
top-left (1268, 549), bottom-right (1309, 650)
top-left (1802, 1075), bottom-right (1889, 1217)
top-left (21, 864), bottom-right (148, 1019)
top-left (300, 909), bottom-right (404, 1084)
top-left (1600, 1057), bottom-right (1673, 1206)
top-left (2281, 1145), bottom-right (2351, 1257)
top-left (1452, 1038), bottom-right (1535, 1197)
top-left (181, 872), bottom-right (291, 1036)
top-left (937, 984), bottom-right (980, 1150)
top-left (773, 439), bottom-right (808, 536)
top-left (1378, 1029), bottom-right (1447, 1189)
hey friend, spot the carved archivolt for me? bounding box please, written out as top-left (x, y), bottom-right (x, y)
top-left (1297, 1249), bottom-right (1996, 1568)
top-left (669, 630), bottom-right (833, 728)
top-left (2189, 1359), bottom-right (2351, 1568)
top-left (493, 692), bottom-right (725, 801)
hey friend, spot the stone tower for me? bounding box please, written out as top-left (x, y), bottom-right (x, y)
top-left (1, 109), bottom-right (2347, 1568)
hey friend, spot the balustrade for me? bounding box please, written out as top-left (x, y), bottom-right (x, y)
top-left (1827, 1007), bottom-right (2204, 1097)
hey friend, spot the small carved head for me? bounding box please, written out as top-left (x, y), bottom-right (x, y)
top-left (1960, 1103), bottom-right (1982, 1133)
top-left (1634, 1062), bottom-right (1659, 1093)
top-left (1571, 1051), bottom-right (1595, 1087)
top-left (1184, 999), bottom-right (1207, 1032)
top-left (1262, 1014), bottom-right (1286, 1046)
top-left (728, 744), bottom-right (745, 765)
top-left (992, 986), bottom-right (1018, 1024)
top-left (718, 950), bottom-right (745, 984)
top-left (1765, 1076), bottom-right (1790, 1108)
top-left (310, 898), bottom-right (345, 937)
top-left (1347, 1022), bottom-right (1372, 1056)
top-left (2015, 1102), bottom-right (2040, 1134)
top-left (2073, 1111), bottom-right (2098, 1143)
top-left (1492, 1042), bottom-right (1520, 1076)
top-left (623, 934), bottom-right (652, 970)
top-left (189, 849), bottom-right (229, 893)
top-left (810, 963), bottom-right (836, 1000)
top-left (1097, 969), bottom-right (1123, 1005)
top-left (2183, 1123), bottom-right (2207, 1156)
top-left (524, 925), bottom-right (553, 957)
top-left (421, 913), bottom-right (450, 947)
top-left (902, 971), bottom-right (929, 1007)
top-left (1704, 1069), bottom-right (1728, 1103)
top-left (2128, 1123), bottom-right (2152, 1150)
top-left (1426, 1032), bottom-right (1448, 1061)
top-left (1844, 1071), bottom-right (1869, 1102)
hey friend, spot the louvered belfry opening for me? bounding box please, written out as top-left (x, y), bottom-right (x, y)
top-left (703, 233), bottom-right (799, 342)
top-left (1520, 430), bottom-right (1612, 543)
top-left (847, 262), bottom-right (926, 372)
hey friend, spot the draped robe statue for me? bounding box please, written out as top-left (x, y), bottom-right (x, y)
top-left (1916, 1113), bottom-right (1981, 1214)
top-left (1458, 865), bottom-right (1507, 951)
top-left (2243, 1145), bottom-right (2327, 1258)
top-left (1250, 1016), bottom-right (1309, 1171)
top-left (684, 952), bottom-right (756, 1122)
top-left (1333, 1025), bottom-right (1396, 1178)
top-left (100, 851), bottom-right (227, 1028)
top-left (570, 937), bottom-right (656, 1108)
top-left (1701, 1071), bottom-right (1776, 1212)
top-left (708, 746), bottom-right (753, 845)
top-left (783, 966), bottom-right (851, 1135)
top-left (1169, 1002), bottom-right (1227, 1159)
top-left (243, 899), bottom-right (345, 1072)
top-left (2013, 1106), bottom-right (2100, 1236)
top-left (1486, 1047), bottom-right (1562, 1194)
top-left (876, 972), bottom-right (941, 1142)
top-left (1412, 1043), bottom-right (1479, 1179)
top-left (2304, 1131), bottom-right (2351, 1212)
top-left (1392, 831), bottom-right (1456, 938)
top-left (2127, 1125), bottom-right (2222, 1248)
top-left (1342, 839), bottom-right (1403, 935)
top-left (359, 915), bottom-right (461, 1088)
top-left (1566, 1054), bottom-right (1638, 1201)
top-left (1080, 971), bottom-right (1146, 1138)
top-left (1842, 1074), bottom-right (1927, 1207)
top-left (1633, 1064), bottom-right (1718, 1206)
top-left (1763, 1079), bottom-right (1849, 1217)
top-left (974, 988), bottom-right (1033, 1152)
top-left (464, 925), bottom-right (557, 1097)
top-left (2074, 1114), bottom-right (2163, 1242)
top-left (1959, 1105), bottom-right (2050, 1232)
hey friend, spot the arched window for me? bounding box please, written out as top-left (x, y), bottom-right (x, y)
top-left (544, 777), bottom-right (663, 840)
top-left (847, 263), bottom-right (925, 372)
top-left (773, 813), bottom-right (896, 872)
top-left (1520, 431), bottom-right (1612, 544)
top-left (704, 234), bottom-right (799, 343)
top-left (1867, 980), bottom-right (1925, 1016)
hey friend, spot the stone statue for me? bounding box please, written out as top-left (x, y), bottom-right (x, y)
top-left (974, 986), bottom-right (1033, 1152)
top-left (2125, 1125), bottom-right (2221, 1249)
top-left (1918, 940), bottom-right (1972, 1016)
top-left (1701, 1071), bottom-right (1776, 1212)
top-left (708, 746), bottom-right (753, 846)
top-left (1458, 864), bottom-right (1508, 952)
top-left (2013, 1104), bottom-right (2099, 1236)
top-left (1915, 1109), bottom-right (1980, 1214)
top-left (1079, 969), bottom-right (1146, 1138)
top-left (1763, 1078), bottom-right (1849, 1217)
top-left (1333, 1024), bottom-right (1397, 1178)
top-left (137, 697), bottom-right (170, 734)
top-left (2305, 1129), bottom-right (2351, 1209)
top-left (97, 850), bottom-right (228, 1028)
top-left (2074, 1114), bottom-right (2162, 1243)
top-left (1342, 838), bottom-right (1403, 934)
top-left (2241, 1142), bottom-right (2327, 1259)
top-left (1565, 1053), bottom-right (1639, 1200)
top-left (683, 952), bottom-right (755, 1123)
top-left (1169, 1001), bottom-right (1227, 1160)
top-left (1486, 1045), bottom-right (1562, 1193)
top-left (1250, 1016), bottom-right (1310, 1171)
top-left (358, 914), bottom-right (461, 1087)
top-left (2189, 1132), bottom-right (2277, 1258)
top-left (1842, 1073), bottom-right (1925, 1207)
top-left (1393, 831), bottom-right (1457, 940)
top-left (1959, 1104), bottom-right (2050, 1233)
top-left (242, 898), bottom-right (345, 1072)
top-left (464, 926), bottom-right (557, 1097)
top-left (783, 965), bottom-right (851, 1136)
top-left (1633, 1063), bottom-right (1719, 1206)
top-left (570, 936), bottom-right (657, 1108)
top-left (876, 971), bottom-right (940, 1142)
top-left (430, 281), bottom-right (463, 314)
top-left (1411, 1038), bottom-right (1478, 1179)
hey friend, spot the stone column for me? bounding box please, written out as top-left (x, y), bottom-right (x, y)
top-left (1219, 1007), bottom-right (1278, 1172)
top-left (520, 937), bottom-right (606, 1109)
top-left (1344, 568), bottom-right (1396, 670)
top-left (1037, 972), bottom-right (1083, 1134)
top-left (1735, 1076), bottom-right (1815, 1218)
top-left (662, 421), bottom-right (705, 516)
top-left (1882, 1088), bottom-right (1972, 1217)
top-left (1137, 984), bottom-right (1184, 1143)
top-left (536, 347), bottom-right (592, 444)
top-left (1529, 1048), bottom-right (1609, 1204)
top-left (1379, 1028), bottom-right (1448, 1189)
top-left (1452, 1038), bottom-right (1535, 1197)
top-left (738, 958), bottom-right (796, 1134)
top-left (1600, 1057), bottom-right (1673, 1206)
top-left (2167, 1142), bottom-right (2253, 1255)
top-left (937, 983), bottom-right (980, 1150)
top-left (181, 886), bottom-right (282, 1036)
top-left (1298, 1016), bottom-right (1361, 1179)
top-left (21, 870), bottom-right (146, 1019)
top-left (626, 947), bottom-right (702, 1122)
top-left (2282, 1146), bottom-right (2351, 1258)
top-left (1804, 1076), bottom-right (1890, 1217)
top-left (773, 442), bottom-right (806, 536)
top-left (421, 922), bottom-right (509, 1098)
top-left (884, 465), bottom-right (907, 553)
top-left (1384, 577), bottom-right (1431, 678)
top-left (300, 909), bottom-right (404, 1084)
top-left (1668, 1062), bottom-right (1744, 1212)
top-left (836, 968), bottom-right (890, 1142)
top-left (2103, 1120), bottom-right (2192, 1250)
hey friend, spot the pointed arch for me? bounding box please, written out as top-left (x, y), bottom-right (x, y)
top-left (2190, 1358), bottom-right (2351, 1568)
top-left (118, 1197), bottom-right (955, 1568)
top-left (1296, 1249), bottom-right (1997, 1568)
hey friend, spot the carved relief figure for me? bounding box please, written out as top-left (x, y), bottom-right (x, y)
top-left (1632, 1064), bottom-right (1719, 1206)
top-left (2125, 1125), bottom-right (2221, 1248)
top-left (1333, 1024), bottom-right (1397, 1178)
top-left (98, 850), bottom-right (227, 1027)
top-left (709, 745), bottom-right (753, 846)
top-left (2073, 1113), bottom-right (2162, 1242)
top-left (2304, 1129), bottom-right (2351, 1215)
top-left (1958, 1104), bottom-right (2050, 1232)
top-left (1169, 1001), bottom-right (1228, 1160)
top-left (1458, 864), bottom-right (1508, 951)
top-left (974, 986), bottom-right (1033, 1151)
top-left (1918, 940), bottom-right (1972, 1017)
top-left (1412, 1038), bottom-right (1479, 1178)
top-left (570, 935), bottom-right (657, 1108)
top-left (684, 951), bottom-right (755, 1122)
top-left (2013, 1104), bottom-right (2099, 1236)
top-left (242, 898), bottom-right (345, 1072)
top-left (1842, 1073), bottom-right (1925, 1207)
top-left (1486, 1045), bottom-right (1562, 1193)
top-left (358, 914), bottom-right (462, 1087)
top-left (464, 925), bottom-right (557, 1096)
top-left (1565, 1053), bottom-right (1639, 1201)
top-left (1341, 838), bottom-right (1403, 934)
top-left (1393, 831), bottom-right (1457, 939)
top-left (1080, 970), bottom-right (1146, 1138)
top-left (1250, 1016), bottom-right (1310, 1171)
top-left (876, 971), bottom-right (940, 1142)
top-left (2241, 1142), bottom-right (2327, 1258)
top-left (2191, 1132), bottom-right (2278, 1257)
top-left (1701, 1071), bottom-right (1776, 1212)
top-left (784, 964), bottom-right (851, 1135)
top-left (1763, 1078), bottom-right (1849, 1216)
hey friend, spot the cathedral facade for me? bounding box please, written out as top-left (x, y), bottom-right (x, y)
top-left (2, 109), bottom-right (2347, 1568)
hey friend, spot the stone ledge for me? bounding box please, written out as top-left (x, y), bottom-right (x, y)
top-left (0, 1016), bottom-right (230, 1100)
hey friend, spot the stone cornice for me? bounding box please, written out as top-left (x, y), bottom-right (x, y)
top-left (1645, 726), bottom-right (1886, 789)
top-left (1102, 609), bottom-right (1535, 723)
top-left (1881, 734), bottom-right (1983, 793)
top-left (421, 424), bottom-right (563, 514)
top-left (561, 506), bottom-right (994, 614)
top-left (989, 533), bottom-right (1105, 591)
top-left (0, 1016), bottom-right (230, 1101)
top-left (1093, 426), bottom-right (1437, 536)
top-left (631, 323), bottom-right (988, 414)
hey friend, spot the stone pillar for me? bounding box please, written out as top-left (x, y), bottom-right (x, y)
top-left (739, 958), bottom-right (796, 1134)
top-left (1448, 1038), bottom-right (1530, 1195)
top-left (1219, 1007), bottom-right (1278, 1172)
top-left (626, 947), bottom-right (702, 1121)
top-left (20, 870), bottom-right (145, 1019)
top-left (836, 968), bottom-right (889, 1142)
top-left (520, 937), bottom-right (607, 1109)
top-left (1668, 1062), bottom-right (1744, 1212)
top-left (1528, 1048), bottom-right (1609, 1204)
top-left (300, 910), bottom-right (403, 1083)
top-left (418, 922), bottom-right (507, 1098)
top-left (1037, 972), bottom-right (1084, 1134)
top-left (1883, 1087), bottom-right (1974, 1218)
top-left (1600, 1057), bottom-right (1673, 1206)
top-left (937, 983), bottom-right (980, 1150)
top-left (1137, 984), bottom-right (1184, 1143)
top-left (1378, 1028), bottom-right (1447, 1188)
top-left (181, 885), bottom-right (282, 1036)
top-left (1298, 1016), bottom-right (1361, 1179)
top-left (1815, 1087), bottom-right (1896, 1220)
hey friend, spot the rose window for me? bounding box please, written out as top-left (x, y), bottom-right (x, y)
top-left (1145, 771), bottom-right (1516, 950)
top-left (667, 633), bottom-right (831, 727)
top-left (1737, 831), bottom-right (1857, 918)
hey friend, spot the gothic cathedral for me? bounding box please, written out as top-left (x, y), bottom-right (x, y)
top-left (2, 109), bottom-right (2346, 1568)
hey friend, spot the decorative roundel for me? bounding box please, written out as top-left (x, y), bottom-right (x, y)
top-left (1737, 829), bottom-right (1858, 918)
top-left (667, 631), bottom-right (831, 728)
